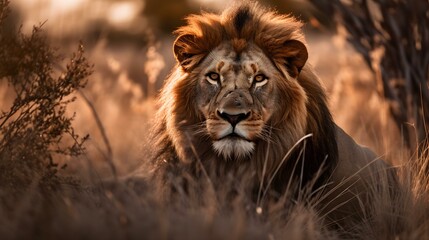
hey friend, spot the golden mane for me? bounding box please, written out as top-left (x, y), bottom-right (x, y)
top-left (173, 2), bottom-right (305, 74)
top-left (151, 1), bottom-right (338, 195)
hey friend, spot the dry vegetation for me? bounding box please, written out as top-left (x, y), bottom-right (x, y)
top-left (0, 1), bottom-right (90, 192)
top-left (0, 0), bottom-right (428, 239)
top-left (310, 0), bottom-right (429, 152)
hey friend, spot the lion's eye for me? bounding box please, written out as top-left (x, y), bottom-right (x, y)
top-left (207, 72), bottom-right (220, 81)
top-left (254, 74), bottom-right (267, 82)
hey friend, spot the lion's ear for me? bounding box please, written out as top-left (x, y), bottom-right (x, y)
top-left (173, 34), bottom-right (203, 72)
top-left (281, 40), bottom-right (308, 78)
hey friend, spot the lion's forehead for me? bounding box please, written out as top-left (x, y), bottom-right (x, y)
top-left (204, 43), bottom-right (274, 86)
top-left (218, 61), bottom-right (253, 87)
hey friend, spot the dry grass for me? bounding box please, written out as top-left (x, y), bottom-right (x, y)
top-left (1, 1), bottom-right (429, 239)
top-left (309, 0), bottom-right (429, 152)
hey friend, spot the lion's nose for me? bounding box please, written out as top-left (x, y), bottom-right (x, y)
top-left (217, 110), bottom-right (250, 127)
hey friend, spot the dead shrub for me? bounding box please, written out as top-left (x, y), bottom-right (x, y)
top-left (0, 0), bottom-right (91, 193)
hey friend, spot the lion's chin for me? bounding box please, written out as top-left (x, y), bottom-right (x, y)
top-left (212, 139), bottom-right (255, 160)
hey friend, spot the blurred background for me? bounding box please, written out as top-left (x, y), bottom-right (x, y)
top-left (3, 0), bottom-right (404, 178)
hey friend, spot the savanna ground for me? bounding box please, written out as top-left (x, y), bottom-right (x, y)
top-left (1, 0), bottom-right (428, 239)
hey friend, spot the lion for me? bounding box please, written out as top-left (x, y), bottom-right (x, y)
top-left (149, 1), bottom-right (397, 226)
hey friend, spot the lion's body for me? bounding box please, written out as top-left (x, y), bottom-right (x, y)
top-left (149, 1), bottom-right (397, 226)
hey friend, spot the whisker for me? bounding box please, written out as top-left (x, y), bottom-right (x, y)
top-left (186, 120), bottom-right (208, 134)
top-left (256, 131), bottom-right (273, 143)
top-left (256, 126), bottom-right (275, 143)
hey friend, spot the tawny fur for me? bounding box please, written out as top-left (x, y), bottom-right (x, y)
top-left (149, 1), bottom-right (397, 228)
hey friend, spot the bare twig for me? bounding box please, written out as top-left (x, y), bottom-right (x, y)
top-left (78, 90), bottom-right (117, 179)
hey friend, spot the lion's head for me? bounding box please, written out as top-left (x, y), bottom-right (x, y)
top-left (152, 1), bottom-right (338, 189)
top-left (189, 39), bottom-right (310, 159)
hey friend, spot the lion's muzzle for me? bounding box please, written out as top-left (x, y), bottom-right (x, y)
top-left (214, 89), bottom-right (254, 140)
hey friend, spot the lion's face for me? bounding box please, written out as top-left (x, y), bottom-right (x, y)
top-left (194, 42), bottom-right (282, 159)
top-left (168, 3), bottom-right (311, 162)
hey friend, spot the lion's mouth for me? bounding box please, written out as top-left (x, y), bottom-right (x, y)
top-left (218, 132), bottom-right (251, 141)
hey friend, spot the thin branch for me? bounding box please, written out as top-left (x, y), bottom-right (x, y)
top-left (78, 90), bottom-right (117, 179)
